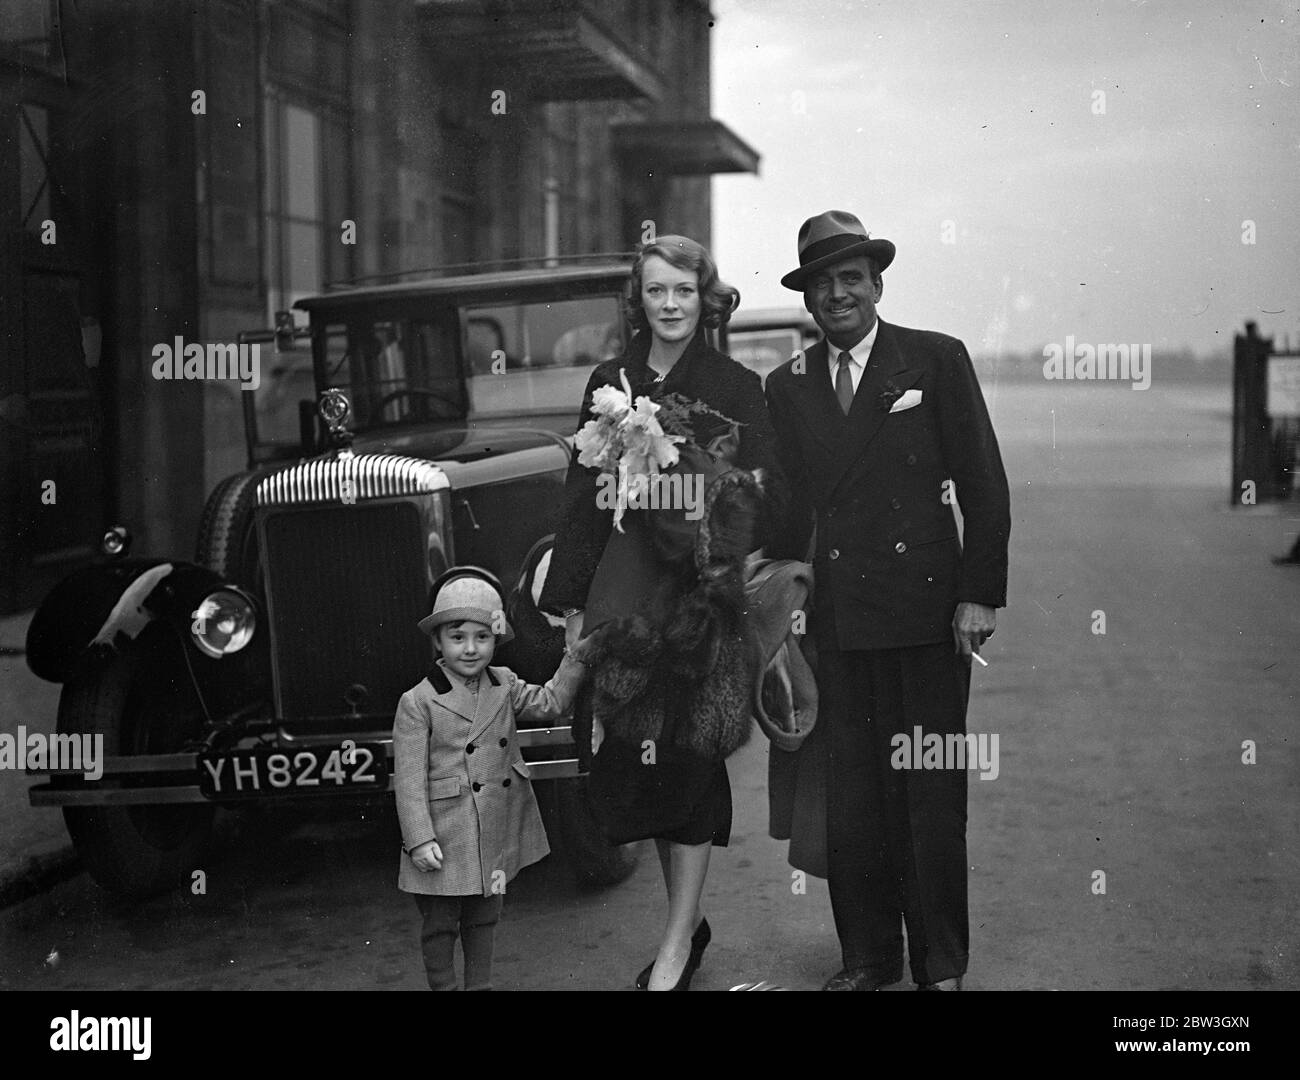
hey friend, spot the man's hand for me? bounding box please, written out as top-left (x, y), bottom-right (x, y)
top-left (410, 840), bottom-right (443, 872)
top-left (564, 609), bottom-right (585, 651)
top-left (952, 602), bottom-right (996, 661)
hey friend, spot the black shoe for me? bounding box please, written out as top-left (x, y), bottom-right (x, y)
top-left (637, 952), bottom-right (700, 992)
top-left (917, 976), bottom-right (963, 991)
top-left (634, 917), bottom-right (711, 990)
top-left (822, 966), bottom-right (896, 991)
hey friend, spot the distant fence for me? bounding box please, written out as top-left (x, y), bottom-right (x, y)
top-left (1232, 321), bottom-right (1300, 505)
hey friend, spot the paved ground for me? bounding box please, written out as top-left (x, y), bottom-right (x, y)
top-left (1, 378), bottom-right (1296, 990)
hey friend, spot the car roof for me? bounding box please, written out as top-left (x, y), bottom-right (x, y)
top-left (293, 262), bottom-right (634, 315)
top-left (728, 306), bottom-right (817, 330)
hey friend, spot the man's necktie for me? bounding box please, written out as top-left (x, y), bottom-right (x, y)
top-left (835, 351), bottom-right (855, 415)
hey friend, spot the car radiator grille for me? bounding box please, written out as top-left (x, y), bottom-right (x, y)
top-left (261, 502), bottom-right (429, 725)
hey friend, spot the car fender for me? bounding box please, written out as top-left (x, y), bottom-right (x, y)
top-left (25, 559), bottom-right (250, 683)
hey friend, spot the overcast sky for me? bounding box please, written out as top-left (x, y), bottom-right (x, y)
top-left (710, 0), bottom-right (1300, 357)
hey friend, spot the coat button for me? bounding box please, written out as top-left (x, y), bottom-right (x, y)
top-left (826, 506), bottom-right (836, 518)
top-left (472, 781), bottom-right (482, 792)
top-left (829, 548), bottom-right (840, 560)
top-left (503, 777), bottom-right (512, 787)
top-left (499, 737), bottom-right (508, 747)
top-left (890, 498), bottom-right (902, 510)
top-left (466, 743), bottom-right (475, 754)
top-left (895, 541), bottom-right (907, 554)
top-left (906, 453), bottom-right (917, 465)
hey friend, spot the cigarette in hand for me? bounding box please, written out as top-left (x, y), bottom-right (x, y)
top-left (971, 652), bottom-right (989, 667)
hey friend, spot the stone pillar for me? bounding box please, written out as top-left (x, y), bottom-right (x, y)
top-left (74, 0), bottom-right (203, 558)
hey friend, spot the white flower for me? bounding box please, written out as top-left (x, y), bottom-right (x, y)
top-left (575, 417), bottom-right (619, 471)
top-left (575, 372), bottom-right (632, 470)
top-left (589, 381), bottom-right (630, 421)
top-left (622, 397), bottom-right (682, 478)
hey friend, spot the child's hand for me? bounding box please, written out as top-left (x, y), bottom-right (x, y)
top-left (410, 840), bottom-right (443, 872)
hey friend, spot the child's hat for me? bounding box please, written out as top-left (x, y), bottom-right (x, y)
top-left (418, 566), bottom-right (514, 643)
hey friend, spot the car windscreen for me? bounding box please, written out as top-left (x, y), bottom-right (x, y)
top-left (324, 314), bottom-right (467, 433)
top-left (463, 295), bottom-right (624, 416)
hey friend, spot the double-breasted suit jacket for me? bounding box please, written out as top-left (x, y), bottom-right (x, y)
top-left (394, 657), bottom-right (584, 896)
top-left (765, 320), bottom-right (1010, 648)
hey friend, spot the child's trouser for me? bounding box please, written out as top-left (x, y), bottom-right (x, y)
top-left (413, 893), bottom-right (503, 990)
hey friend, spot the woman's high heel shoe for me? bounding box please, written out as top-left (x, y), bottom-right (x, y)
top-left (637, 950), bottom-right (700, 992)
top-left (634, 917), bottom-right (711, 990)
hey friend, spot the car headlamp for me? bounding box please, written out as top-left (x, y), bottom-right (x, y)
top-left (190, 588), bottom-right (256, 658)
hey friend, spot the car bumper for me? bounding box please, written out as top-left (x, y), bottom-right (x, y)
top-left (28, 726), bottom-right (581, 806)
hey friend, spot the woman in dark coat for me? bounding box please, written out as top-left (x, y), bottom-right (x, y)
top-left (540, 235), bottom-right (783, 990)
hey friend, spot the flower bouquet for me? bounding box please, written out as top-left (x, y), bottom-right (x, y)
top-left (575, 369), bottom-right (741, 533)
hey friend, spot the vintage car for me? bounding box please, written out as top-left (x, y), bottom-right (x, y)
top-left (24, 256), bottom-right (648, 899)
top-left (724, 307), bottom-right (820, 385)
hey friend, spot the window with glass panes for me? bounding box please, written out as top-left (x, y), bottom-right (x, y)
top-left (262, 2), bottom-right (350, 323)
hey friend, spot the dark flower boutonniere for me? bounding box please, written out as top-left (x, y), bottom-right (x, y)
top-left (878, 380), bottom-right (904, 413)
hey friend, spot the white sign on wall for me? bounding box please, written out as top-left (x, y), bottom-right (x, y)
top-left (1266, 355), bottom-right (1300, 417)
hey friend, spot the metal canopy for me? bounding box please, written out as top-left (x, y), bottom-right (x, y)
top-left (418, 0), bottom-right (664, 102)
top-left (612, 119), bottom-right (761, 176)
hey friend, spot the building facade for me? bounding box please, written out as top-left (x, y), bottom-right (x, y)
top-left (0, 0), bottom-right (758, 612)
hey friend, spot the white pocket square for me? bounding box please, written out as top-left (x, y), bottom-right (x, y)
top-left (889, 388), bottom-right (923, 413)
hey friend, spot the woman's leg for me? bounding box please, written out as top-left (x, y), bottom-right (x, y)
top-left (647, 840), bottom-right (711, 990)
top-left (654, 837), bottom-right (673, 892)
top-left (654, 837), bottom-right (706, 929)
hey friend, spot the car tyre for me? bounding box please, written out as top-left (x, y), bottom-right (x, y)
top-left (58, 644), bottom-right (214, 900)
top-left (196, 471), bottom-right (260, 585)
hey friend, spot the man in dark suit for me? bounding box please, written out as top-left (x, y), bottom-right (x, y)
top-left (765, 210), bottom-right (1011, 991)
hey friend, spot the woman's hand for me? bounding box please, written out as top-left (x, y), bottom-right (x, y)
top-left (591, 713), bottom-right (606, 756)
top-left (410, 840), bottom-right (443, 872)
top-left (564, 609), bottom-right (585, 651)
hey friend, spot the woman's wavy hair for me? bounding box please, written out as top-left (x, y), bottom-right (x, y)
top-left (623, 234), bottom-right (740, 333)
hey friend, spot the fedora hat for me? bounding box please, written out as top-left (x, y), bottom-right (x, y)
top-left (419, 566), bottom-right (514, 643)
top-left (780, 210), bottom-right (895, 291)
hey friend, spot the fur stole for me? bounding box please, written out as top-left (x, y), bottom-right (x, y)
top-left (578, 466), bottom-right (763, 760)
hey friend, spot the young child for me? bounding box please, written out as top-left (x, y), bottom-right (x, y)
top-left (394, 567), bottom-right (588, 991)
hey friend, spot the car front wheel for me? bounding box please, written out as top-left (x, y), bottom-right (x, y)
top-left (58, 645), bottom-right (214, 900)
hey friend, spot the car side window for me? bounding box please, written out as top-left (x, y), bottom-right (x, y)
top-left (463, 296), bottom-right (624, 416)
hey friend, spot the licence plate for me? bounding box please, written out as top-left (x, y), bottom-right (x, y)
top-left (198, 744), bottom-right (386, 798)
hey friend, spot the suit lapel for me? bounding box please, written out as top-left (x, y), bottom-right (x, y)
top-left (782, 340), bottom-right (844, 488)
top-left (467, 669), bottom-right (507, 743)
top-left (428, 660), bottom-right (477, 724)
top-left (823, 321), bottom-right (916, 499)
